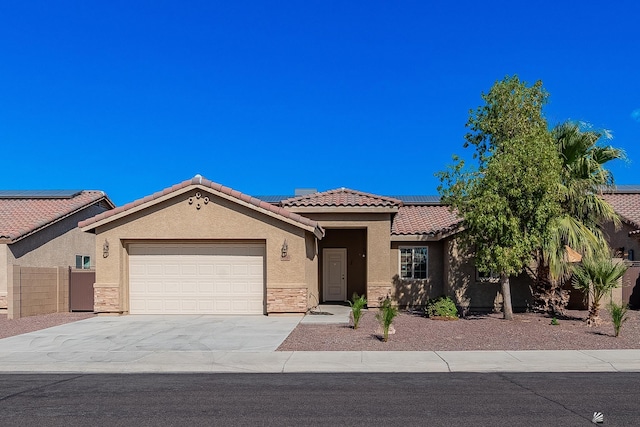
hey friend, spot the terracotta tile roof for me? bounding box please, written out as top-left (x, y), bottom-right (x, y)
top-left (391, 205), bottom-right (461, 236)
top-left (0, 191), bottom-right (111, 243)
top-left (281, 188), bottom-right (402, 208)
top-left (602, 193), bottom-right (640, 234)
top-left (79, 175), bottom-right (324, 237)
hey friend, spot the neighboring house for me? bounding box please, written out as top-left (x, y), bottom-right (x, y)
top-left (0, 190), bottom-right (114, 315)
top-left (602, 186), bottom-right (640, 308)
top-left (78, 176), bottom-right (640, 316)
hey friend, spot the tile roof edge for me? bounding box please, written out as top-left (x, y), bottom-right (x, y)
top-left (281, 187), bottom-right (403, 206)
top-left (79, 176), bottom-right (323, 235)
top-left (8, 192), bottom-right (111, 243)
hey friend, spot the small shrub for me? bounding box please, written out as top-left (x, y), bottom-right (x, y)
top-left (550, 317), bottom-right (559, 326)
top-left (348, 293), bottom-right (367, 329)
top-left (608, 301), bottom-right (629, 337)
top-left (426, 296), bottom-right (459, 319)
top-left (375, 297), bottom-right (398, 342)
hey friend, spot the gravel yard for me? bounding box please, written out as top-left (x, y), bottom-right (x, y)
top-left (3, 309), bottom-right (639, 352)
top-left (278, 309), bottom-right (640, 351)
top-left (0, 312), bottom-right (95, 339)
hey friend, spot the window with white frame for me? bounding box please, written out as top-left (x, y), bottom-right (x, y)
top-left (400, 247), bottom-right (428, 279)
top-left (75, 255), bottom-right (91, 269)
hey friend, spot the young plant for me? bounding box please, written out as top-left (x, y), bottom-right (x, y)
top-left (425, 296), bottom-right (459, 319)
top-left (375, 297), bottom-right (398, 342)
top-left (572, 256), bottom-right (628, 326)
top-left (550, 317), bottom-right (559, 326)
top-left (348, 293), bottom-right (367, 329)
top-left (608, 301), bottom-right (629, 337)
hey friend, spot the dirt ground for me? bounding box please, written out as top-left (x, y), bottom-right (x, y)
top-left (0, 312), bottom-right (95, 339)
top-left (278, 309), bottom-right (640, 351)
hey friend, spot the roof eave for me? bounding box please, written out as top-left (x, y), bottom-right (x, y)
top-left (81, 184), bottom-right (323, 237)
top-left (390, 225), bottom-right (463, 242)
top-left (6, 194), bottom-right (113, 244)
top-left (285, 206), bottom-right (400, 214)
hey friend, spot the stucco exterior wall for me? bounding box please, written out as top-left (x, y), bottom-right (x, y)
top-left (91, 188), bottom-right (317, 314)
top-left (443, 237), bottom-right (533, 314)
top-left (603, 221), bottom-right (640, 261)
top-left (0, 244), bottom-right (7, 309)
top-left (7, 205), bottom-right (105, 268)
top-left (298, 213), bottom-right (392, 307)
top-left (389, 240), bottom-right (445, 307)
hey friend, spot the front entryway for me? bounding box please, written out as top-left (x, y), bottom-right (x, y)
top-left (128, 243), bottom-right (265, 315)
top-left (323, 248), bottom-right (347, 301)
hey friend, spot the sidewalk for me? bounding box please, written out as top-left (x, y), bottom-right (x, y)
top-left (0, 349), bottom-right (639, 374)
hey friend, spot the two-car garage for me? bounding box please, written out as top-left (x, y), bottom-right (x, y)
top-left (128, 243), bottom-right (265, 315)
top-left (79, 176), bottom-right (325, 315)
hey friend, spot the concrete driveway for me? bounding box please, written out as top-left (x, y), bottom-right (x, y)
top-left (0, 314), bottom-right (303, 373)
top-left (0, 314), bottom-right (302, 352)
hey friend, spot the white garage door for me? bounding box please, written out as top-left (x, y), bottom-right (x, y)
top-left (128, 243), bottom-right (264, 314)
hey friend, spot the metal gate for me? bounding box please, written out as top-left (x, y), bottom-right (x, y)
top-left (622, 263), bottom-right (640, 309)
top-left (69, 268), bottom-right (95, 311)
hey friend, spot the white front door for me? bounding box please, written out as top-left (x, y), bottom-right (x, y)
top-left (323, 248), bottom-right (347, 301)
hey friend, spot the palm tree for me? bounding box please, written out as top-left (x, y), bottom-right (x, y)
top-left (572, 255), bottom-right (628, 326)
top-left (530, 122), bottom-right (625, 314)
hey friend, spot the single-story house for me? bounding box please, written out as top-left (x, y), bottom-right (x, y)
top-left (78, 176), bottom-right (640, 315)
top-left (1, 190), bottom-right (114, 316)
top-left (77, 175), bottom-right (524, 315)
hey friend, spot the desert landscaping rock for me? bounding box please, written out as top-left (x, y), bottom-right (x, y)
top-left (278, 309), bottom-right (640, 351)
top-left (0, 312), bottom-right (95, 339)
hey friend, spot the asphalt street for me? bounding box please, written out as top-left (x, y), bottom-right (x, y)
top-left (1, 372), bottom-right (638, 426)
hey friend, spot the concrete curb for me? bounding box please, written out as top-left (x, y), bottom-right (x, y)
top-left (1, 350), bottom-right (639, 374)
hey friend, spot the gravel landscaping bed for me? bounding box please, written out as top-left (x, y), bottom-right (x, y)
top-left (278, 309), bottom-right (640, 351)
top-left (0, 312), bottom-right (95, 339)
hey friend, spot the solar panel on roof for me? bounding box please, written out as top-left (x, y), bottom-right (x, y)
top-left (253, 195), bottom-right (292, 203)
top-left (389, 195), bottom-right (443, 205)
top-left (0, 190), bottom-right (83, 199)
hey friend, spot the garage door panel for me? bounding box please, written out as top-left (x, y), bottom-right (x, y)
top-left (214, 263), bottom-right (232, 276)
top-left (198, 264), bottom-right (214, 275)
top-left (129, 244), bottom-right (264, 314)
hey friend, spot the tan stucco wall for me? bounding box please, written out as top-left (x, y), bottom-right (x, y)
top-left (389, 241), bottom-right (445, 307)
top-left (299, 213), bottom-right (392, 306)
top-left (92, 187), bottom-right (317, 314)
top-left (443, 237), bottom-right (533, 314)
top-left (603, 221), bottom-right (640, 261)
top-left (0, 244), bottom-right (7, 309)
top-left (7, 205), bottom-right (104, 269)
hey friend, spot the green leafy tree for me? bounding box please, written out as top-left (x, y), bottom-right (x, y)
top-left (572, 255), bottom-right (628, 326)
top-left (530, 122), bottom-right (625, 313)
top-left (439, 76), bottom-right (562, 320)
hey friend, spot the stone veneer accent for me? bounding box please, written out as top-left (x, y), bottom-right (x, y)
top-left (94, 284), bottom-right (121, 313)
top-left (367, 284), bottom-right (393, 308)
top-left (267, 288), bottom-right (308, 313)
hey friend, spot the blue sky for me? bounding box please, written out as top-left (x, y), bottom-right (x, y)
top-left (1, 1), bottom-right (638, 206)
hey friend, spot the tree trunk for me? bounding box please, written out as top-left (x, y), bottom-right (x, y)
top-left (587, 300), bottom-right (601, 327)
top-left (500, 273), bottom-right (514, 320)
